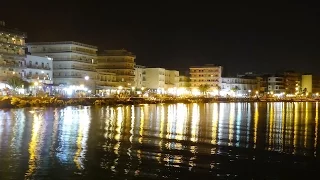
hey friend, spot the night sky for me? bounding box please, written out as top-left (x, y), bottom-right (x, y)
top-left (1, 2), bottom-right (319, 75)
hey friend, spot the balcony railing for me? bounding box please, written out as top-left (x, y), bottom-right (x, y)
top-left (26, 65), bottom-right (51, 70)
top-left (0, 63), bottom-right (25, 68)
top-left (53, 58), bottom-right (94, 64)
top-left (55, 65), bottom-right (95, 72)
top-left (32, 49), bottom-right (96, 56)
top-left (53, 75), bottom-right (86, 79)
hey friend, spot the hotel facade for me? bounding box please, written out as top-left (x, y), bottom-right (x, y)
top-left (26, 41), bottom-right (98, 91)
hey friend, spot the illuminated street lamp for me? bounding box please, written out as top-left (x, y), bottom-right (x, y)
top-left (84, 76), bottom-right (89, 81)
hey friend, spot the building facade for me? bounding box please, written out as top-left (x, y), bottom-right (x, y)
top-left (165, 69), bottom-right (179, 89)
top-left (189, 64), bottom-right (222, 89)
top-left (97, 50), bottom-right (136, 88)
top-left (0, 21), bottom-right (27, 82)
top-left (26, 41), bottom-right (97, 91)
top-left (301, 74), bottom-right (320, 94)
top-left (267, 76), bottom-right (285, 94)
top-left (284, 71), bottom-right (301, 94)
top-left (178, 75), bottom-right (190, 88)
top-left (143, 68), bottom-right (165, 91)
top-left (134, 65), bottom-right (145, 89)
top-left (221, 77), bottom-right (257, 96)
top-left (24, 55), bottom-right (53, 84)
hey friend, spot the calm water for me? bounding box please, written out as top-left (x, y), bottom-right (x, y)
top-left (0, 102), bottom-right (319, 179)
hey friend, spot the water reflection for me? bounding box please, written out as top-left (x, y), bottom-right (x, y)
top-left (0, 102), bottom-right (319, 179)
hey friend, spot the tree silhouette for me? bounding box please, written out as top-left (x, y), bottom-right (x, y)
top-left (7, 76), bottom-right (24, 90)
top-left (199, 84), bottom-right (210, 96)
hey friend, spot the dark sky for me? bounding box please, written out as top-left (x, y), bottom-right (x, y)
top-left (1, 1), bottom-right (319, 75)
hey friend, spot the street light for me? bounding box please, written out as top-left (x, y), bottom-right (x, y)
top-left (84, 76), bottom-right (89, 81)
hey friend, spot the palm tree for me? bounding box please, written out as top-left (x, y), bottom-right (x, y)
top-left (7, 76), bottom-right (24, 91)
top-left (231, 86), bottom-right (240, 95)
top-left (199, 84), bottom-right (210, 97)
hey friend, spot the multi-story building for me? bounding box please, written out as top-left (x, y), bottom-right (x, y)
top-left (237, 72), bottom-right (267, 94)
top-left (97, 50), bottom-right (136, 88)
top-left (26, 41), bottom-right (98, 91)
top-left (221, 77), bottom-right (257, 96)
top-left (284, 71), bottom-right (301, 94)
top-left (134, 65), bottom-right (145, 89)
top-left (143, 68), bottom-right (165, 91)
top-left (0, 21), bottom-right (27, 82)
top-left (178, 75), bottom-right (190, 88)
top-left (301, 74), bottom-right (320, 94)
top-left (189, 64), bottom-right (222, 89)
top-left (267, 75), bottom-right (285, 94)
top-left (24, 55), bottom-right (53, 84)
top-left (165, 69), bottom-right (179, 89)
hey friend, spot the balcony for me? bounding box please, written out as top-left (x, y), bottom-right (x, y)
top-left (32, 49), bottom-right (96, 56)
top-left (0, 63), bottom-right (25, 69)
top-left (53, 75), bottom-right (86, 79)
top-left (26, 74), bottom-right (50, 80)
top-left (53, 58), bottom-right (94, 64)
top-left (26, 65), bottom-right (51, 70)
top-left (55, 65), bottom-right (95, 72)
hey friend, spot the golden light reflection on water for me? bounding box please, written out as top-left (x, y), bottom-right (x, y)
top-left (304, 103), bottom-right (308, 148)
top-left (191, 104), bottom-right (200, 142)
top-left (2, 102), bottom-right (320, 179)
top-left (294, 103), bottom-right (299, 152)
top-left (74, 108), bottom-right (90, 170)
top-left (253, 103), bottom-right (259, 148)
top-left (228, 103), bottom-right (235, 146)
top-left (25, 112), bottom-right (44, 178)
top-left (175, 104), bottom-right (187, 141)
top-left (315, 102), bottom-right (318, 156)
top-left (211, 103), bottom-right (219, 145)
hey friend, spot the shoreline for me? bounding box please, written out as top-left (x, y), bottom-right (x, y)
top-left (0, 96), bottom-right (319, 108)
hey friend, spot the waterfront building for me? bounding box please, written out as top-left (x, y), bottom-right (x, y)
top-left (0, 21), bottom-right (27, 82)
top-left (165, 69), bottom-right (179, 89)
top-left (189, 64), bottom-right (222, 88)
top-left (178, 75), bottom-right (190, 88)
top-left (221, 77), bottom-right (257, 96)
top-left (189, 64), bottom-right (222, 95)
top-left (26, 41), bottom-right (97, 91)
top-left (97, 50), bottom-right (136, 88)
top-left (301, 74), bottom-right (320, 94)
top-left (284, 71), bottom-right (301, 94)
top-left (143, 68), bottom-right (165, 92)
top-left (267, 75), bottom-right (285, 94)
top-left (134, 65), bottom-right (145, 89)
top-left (24, 55), bottom-right (53, 84)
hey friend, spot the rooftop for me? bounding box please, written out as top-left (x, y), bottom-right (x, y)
top-left (98, 49), bottom-right (136, 57)
top-left (190, 64), bottom-right (222, 68)
top-left (26, 41), bottom-right (98, 49)
top-left (0, 21), bottom-right (27, 37)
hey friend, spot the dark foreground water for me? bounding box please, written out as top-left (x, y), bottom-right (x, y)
top-left (0, 102), bottom-right (319, 179)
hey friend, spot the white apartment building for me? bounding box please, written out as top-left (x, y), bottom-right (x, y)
top-left (134, 65), bottom-right (145, 89)
top-left (221, 77), bottom-right (257, 96)
top-left (144, 68), bottom-right (165, 90)
top-left (189, 64), bottom-right (222, 89)
top-left (26, 41), bottom-right (97, 91)
top-left (165, 70), bottom-right (179, 89)
top-left (143, 68), bottom-right (179, 93)
top-left (97, 50), bottom-right (136, 88)
top-left (268, 76), bottom-right (285, 94)
top-left (24, 55), bottom-right (53, 84)
top-left (0, 21), bottom-right (27, 82)
top-left (179, 75), bottom-right (190, 88)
